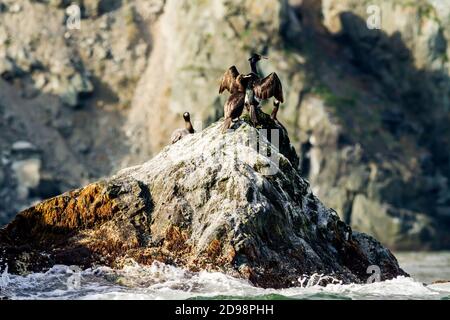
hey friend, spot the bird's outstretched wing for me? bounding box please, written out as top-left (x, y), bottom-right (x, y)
top-left (219, 66), bottom-right (240, 94)
top-left (253, 72), bottom-right (284, 103)
top-left (224, 92), bottom-right (245, 118)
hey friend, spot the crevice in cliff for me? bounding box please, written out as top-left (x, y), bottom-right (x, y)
top-left (300, 139), bottom-right (312, 178)
top-left (293, 88), bottom-right (307, 140)
top-left (343, 191), bottom-right (356, 225)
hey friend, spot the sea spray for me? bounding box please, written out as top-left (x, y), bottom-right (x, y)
top-left (0, 256), bottom-right (449, 300)
top-left (298, 273), bottom-right (343, 288)
top-left (0, 265), bottom-right (10, 289)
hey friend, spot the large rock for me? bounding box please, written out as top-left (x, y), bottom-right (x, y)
top-left (0, 119), bottom-right (406, 288)
top-left (1, 0), bottom-right (449, 251)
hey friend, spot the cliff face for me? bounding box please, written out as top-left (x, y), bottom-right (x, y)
top-left (0, 119), bottom-right (407, 288)
top-left (1, 0), bottom-right (450, 250)
top-left (0, 0), bottom-right (159, 222)
top-left (295, 0), bottom-right (450, 249)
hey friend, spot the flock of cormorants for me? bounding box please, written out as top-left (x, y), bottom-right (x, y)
top-left (171, 53), bottom-right (285, 144)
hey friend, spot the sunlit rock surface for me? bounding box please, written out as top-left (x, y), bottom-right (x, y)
top-left (0, 119), bottom-right (406, 288)
top-left (1, 0), bottom-right (450, 249)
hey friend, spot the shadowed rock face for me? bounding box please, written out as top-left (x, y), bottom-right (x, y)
top-left (0, 119), bottom-right (406, 288)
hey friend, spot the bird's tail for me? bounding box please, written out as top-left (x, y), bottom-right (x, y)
top-left (222, 117), bottom-right (232, 133)
top-left (250, 104), bottom-right (258, 126)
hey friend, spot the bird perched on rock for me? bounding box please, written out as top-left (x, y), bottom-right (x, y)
top-left (246, 53), bottom-right (284, 126)
top-left (219, 67), bottom-right (252, 132)
top-left (171, 112), bottom-right (195, 144)
top-left (219, 54), bottom-right (284, 131)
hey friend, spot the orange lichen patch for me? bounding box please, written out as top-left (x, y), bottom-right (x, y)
top-left (78, 222), bottom-right (140, 260)
top-left (206, 242), bottom-right (236, 267)
top-left (7, 182), bottom-right (119, 244)
top-left (163, 225), bottom-right (191, 253)
top-left (108, 226), bottom-right (197, 270)
top-left (39, 183), bottom-right (117, 229)
top-left (224, 246), bottom-right (236, 264)
top-left (206, 239), bottom-right (221, 259)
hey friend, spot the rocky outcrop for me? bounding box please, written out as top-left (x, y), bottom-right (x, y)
top-left (1, 0), bottom-right (450, 250)
top-left (0, 119), bottom-right (406, 288)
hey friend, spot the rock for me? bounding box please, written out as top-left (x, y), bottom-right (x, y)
top-left (0, 55), bottom-right (19, 80)
top-left (11, 47), bottom-right (40, 73)
top-left (58, 73), bottom-right (94, 107)
top-left (0, 167), bottom-right (4, 187)
top-left (60, 85), bottom-right (79, 108)
top-left (0, 120), bottom-right (407, 287)
top-left (8, 4), bottom-right (21, 13)
top-left (93, 45), bottom-right (110, 60)
top-left (0, 27), bottom-right (8, 46)
top-left (11, 158), bottom-right (41, 200)
top-left (32, 73), bottom-right (47, 90)
top-left (351, 194), bottom-right (437, 250)
top-left (70, 73), bottom-right (94, 96)
top-left (83, 0), bottom-right (101, 17)
top-left (11, 141), bottom-right (37, 153)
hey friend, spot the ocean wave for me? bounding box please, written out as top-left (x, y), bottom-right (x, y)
top-left (0, 261), bottom-right (449, 300)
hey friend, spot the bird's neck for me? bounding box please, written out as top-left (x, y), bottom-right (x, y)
top-left (250, 60), bottom-right (259, 75)
top-left (185, 120), bottom-right (194, 133)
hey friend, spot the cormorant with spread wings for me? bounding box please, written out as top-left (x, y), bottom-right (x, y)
top-left (218, 54), bottom-right (284, 133)
top-left (219, 66), bottom-right (252, 132)
top-left (246, 53), bottom-right (284, 126)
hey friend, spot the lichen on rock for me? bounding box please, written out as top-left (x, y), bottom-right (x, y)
top-left (0, 119), bottom-right (407, 288)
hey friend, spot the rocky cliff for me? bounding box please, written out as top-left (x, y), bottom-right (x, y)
top-left (1, 0), bottom-right (450, 250)
top-left (0, 119), bottom-right (407, 288)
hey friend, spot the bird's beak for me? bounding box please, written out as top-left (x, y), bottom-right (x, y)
top-left (261, 56), bottom-right (268, 59)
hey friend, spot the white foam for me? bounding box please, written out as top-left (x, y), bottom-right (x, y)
top-left (1, 265), bottom-right (10, 289)
top-left (1, 260), bottom-right (449, 300)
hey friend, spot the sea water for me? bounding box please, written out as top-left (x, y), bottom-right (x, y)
top-left (0, 252), bottom-right (449, 300)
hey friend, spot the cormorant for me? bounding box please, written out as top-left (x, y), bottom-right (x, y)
top-left (218, 54), bottom-right (284, 132)
top-left (246, 53), bottom-right (284, 126)
top-left (171, 112), bottom-right (195, 144)
top-left (219, 67), bottom-right (253, 132)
